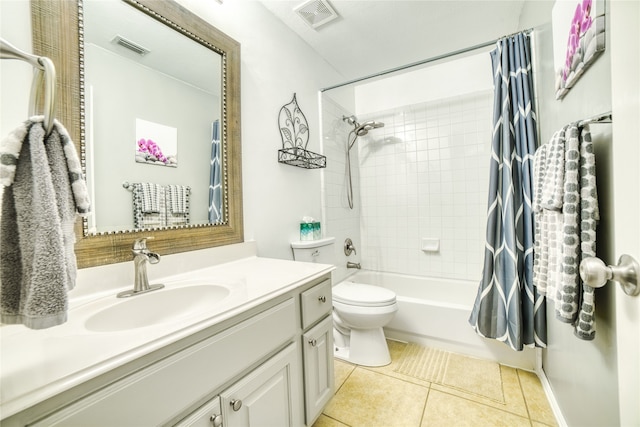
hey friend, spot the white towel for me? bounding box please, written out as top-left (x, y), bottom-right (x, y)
top-left (140, 182), bottom-right (162, 213)
top-left (533, 128), bottom-right (565, 303)
top-left (0, 117), bottom-right (90, 329)
top-left (167, 184), bottom-right (188, 214)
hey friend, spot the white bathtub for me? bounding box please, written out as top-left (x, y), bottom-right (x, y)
top-left (339, 270), bottom-right (536, 370)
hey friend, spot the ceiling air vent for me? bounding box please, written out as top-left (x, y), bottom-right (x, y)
top-left (111, 35), bottom-right (150, 56)
top-left (294, 0), bottom-right (339, 30)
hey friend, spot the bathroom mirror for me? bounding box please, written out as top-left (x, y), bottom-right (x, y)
top-left (31, 0), bottom-right (243, 267)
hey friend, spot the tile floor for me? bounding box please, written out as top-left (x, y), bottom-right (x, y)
top-left (312, 340), bottom-right (558, 427)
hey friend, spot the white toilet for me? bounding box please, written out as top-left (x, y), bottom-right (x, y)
top-left (291, 237), bottom-right (398, 367)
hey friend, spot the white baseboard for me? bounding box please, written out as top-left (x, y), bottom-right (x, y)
top-left (535, 359), bottom-right (568, 427)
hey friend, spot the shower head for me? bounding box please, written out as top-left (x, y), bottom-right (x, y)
top-left (354, 120), bottom-right (384, 136)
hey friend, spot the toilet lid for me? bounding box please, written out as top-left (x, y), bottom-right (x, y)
top-left (333, 282), bottom-right (396, 307)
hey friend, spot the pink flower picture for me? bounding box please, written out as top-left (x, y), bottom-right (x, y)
top-left (552, 0), bottom-right (605, 99)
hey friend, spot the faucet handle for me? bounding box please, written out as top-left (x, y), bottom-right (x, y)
top-left (133, 237), bottom-right (154, 251)
top-left (344, 238), bottom-right (357, 256)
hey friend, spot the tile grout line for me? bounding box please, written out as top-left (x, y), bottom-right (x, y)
top-left (418, 386), bottom-right (432, 427)
top-left (516, 369), bottom-right (535, 427)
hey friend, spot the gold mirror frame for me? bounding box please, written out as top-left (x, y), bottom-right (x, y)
top-left (30, 0), bottom-right (243, 268)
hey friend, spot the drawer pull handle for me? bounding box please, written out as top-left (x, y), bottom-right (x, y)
top-left (230, 399), bottom-right (243, 411)
top-left (318, 295), bottom-right (327, 303)
top-left (210, 414), bottom-right (223, 427)
top-left (308, 339), bottom-right (317, 347)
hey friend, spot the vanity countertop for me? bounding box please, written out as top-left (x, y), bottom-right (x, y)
top-left (0, 255), bottom-right (333, 419)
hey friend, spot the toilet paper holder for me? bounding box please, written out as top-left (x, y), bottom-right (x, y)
top-left (579, 254), bottom-right (640, 296)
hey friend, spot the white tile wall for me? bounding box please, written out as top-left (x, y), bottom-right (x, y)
top-left (323, 90), bottom-right (493, 282)
top-left (356, 91), bottom-right (493, 281)
top-left (320, 97), bottom-right (362, 283)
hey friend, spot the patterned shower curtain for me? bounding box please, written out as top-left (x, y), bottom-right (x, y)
top-left (468, 32), bottom-right (546, 351)
top-left (208, 120), bottom-right (222, 223)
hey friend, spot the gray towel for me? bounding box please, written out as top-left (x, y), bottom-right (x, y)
top-left (556, 123), bottom-right (599, 340)
top-left (574, 125), bottom-right (599, 340)
top-left (0, 117), bottom-right (90, 329)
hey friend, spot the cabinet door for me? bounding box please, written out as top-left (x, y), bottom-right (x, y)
top-left (302, 315), bottom-right (334, 425)
top-left (221, 343), bottom-right (301, 427)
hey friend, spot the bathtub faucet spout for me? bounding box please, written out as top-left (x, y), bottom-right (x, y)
top-left (347, 261), bottom-right (361, 269)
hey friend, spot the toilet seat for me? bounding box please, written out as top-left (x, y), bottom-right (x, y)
top-left (333, 282), bottom-right (396, 307)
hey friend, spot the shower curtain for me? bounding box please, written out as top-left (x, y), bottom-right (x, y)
top-left (469, 32), bottom-right (546, 351)
top-left (209, 120), bottom-right (222, 223)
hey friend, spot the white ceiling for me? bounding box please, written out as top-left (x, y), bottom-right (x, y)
top-left (259, 0), bottom-right (528, 84)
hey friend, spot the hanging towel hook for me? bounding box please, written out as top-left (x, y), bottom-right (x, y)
top-left (1, 38), bottom-right (56, 135)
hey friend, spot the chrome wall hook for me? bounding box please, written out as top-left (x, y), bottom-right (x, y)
top-left (579, 255), bottom-right (640, 296)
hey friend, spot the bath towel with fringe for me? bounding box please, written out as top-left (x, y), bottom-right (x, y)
top-left (0, 117), bottom-right (90, 329)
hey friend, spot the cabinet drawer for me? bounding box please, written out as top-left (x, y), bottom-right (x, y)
top-left (32, 299), bottom-right (296, 427)
top-left (300, 279), bottom-right (332, 329)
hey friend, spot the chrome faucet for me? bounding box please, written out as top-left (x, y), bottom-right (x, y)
top-left (347, 262), bottom-right (361, 269)
top-left (117, 237), bottom-right (165, 298)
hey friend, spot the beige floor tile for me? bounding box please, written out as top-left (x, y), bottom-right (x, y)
top-left (334, 359), bottom-right (356, 391)
top-left (421, 389), bottom-right (531, 427)
top-left (518, 369), bottom-right (558, 426)
top-left (311, 414), bottom-right (349, 427)
top-left (324, 367), bottom-right (429, 427)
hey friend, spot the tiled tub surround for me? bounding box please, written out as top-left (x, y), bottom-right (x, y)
top-left (357, 91), bottom-right (493, 281)
top-left (0, 242), bottom-right (334, 424)
top-left (313, 340), bottom-right (558, 427)
top-left (321, 96), bottom-right (363, 283)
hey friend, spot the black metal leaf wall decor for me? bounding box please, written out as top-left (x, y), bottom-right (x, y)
top-left (277, 93), bottom-right (326, 169)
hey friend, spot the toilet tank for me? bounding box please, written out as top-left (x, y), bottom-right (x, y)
top-left (291, 237), bottom-right (335, 264)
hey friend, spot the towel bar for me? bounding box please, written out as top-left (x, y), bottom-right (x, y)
top-left (579, 255), bottom-right (640, 296)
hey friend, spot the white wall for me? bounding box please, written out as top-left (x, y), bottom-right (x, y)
top-left (354, 52), bottom-right (493, 115)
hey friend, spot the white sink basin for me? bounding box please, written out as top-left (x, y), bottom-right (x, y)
top-left (85, 285), bottom-right (231, 332)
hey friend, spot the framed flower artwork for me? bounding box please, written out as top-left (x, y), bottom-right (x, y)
top-left (135, 118), bottom-right (178, 167)
top-left (552, 0), bottom-right (606, 100)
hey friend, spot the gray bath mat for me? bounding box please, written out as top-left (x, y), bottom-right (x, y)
top-left (394, 343), bottom-right (505, 403)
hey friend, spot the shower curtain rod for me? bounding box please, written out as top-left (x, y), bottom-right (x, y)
top-left (321, 28), bottom-right (534, 92)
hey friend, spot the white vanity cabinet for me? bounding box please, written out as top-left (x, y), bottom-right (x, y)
top-left (5, 272), bottom-right (333, 427)
top-left (300, 279), bottom-right (334, 425)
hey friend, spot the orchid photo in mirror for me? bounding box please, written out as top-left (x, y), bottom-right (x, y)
top-left (135, 118), bottom-right (178, 167)
top-left (552, 0), bottom-right (605, 100)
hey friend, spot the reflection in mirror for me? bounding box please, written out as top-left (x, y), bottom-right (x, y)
top-left (83, 0), bottom-right (223, 233)
top-left (30, 0), bottom-right (243, 267)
